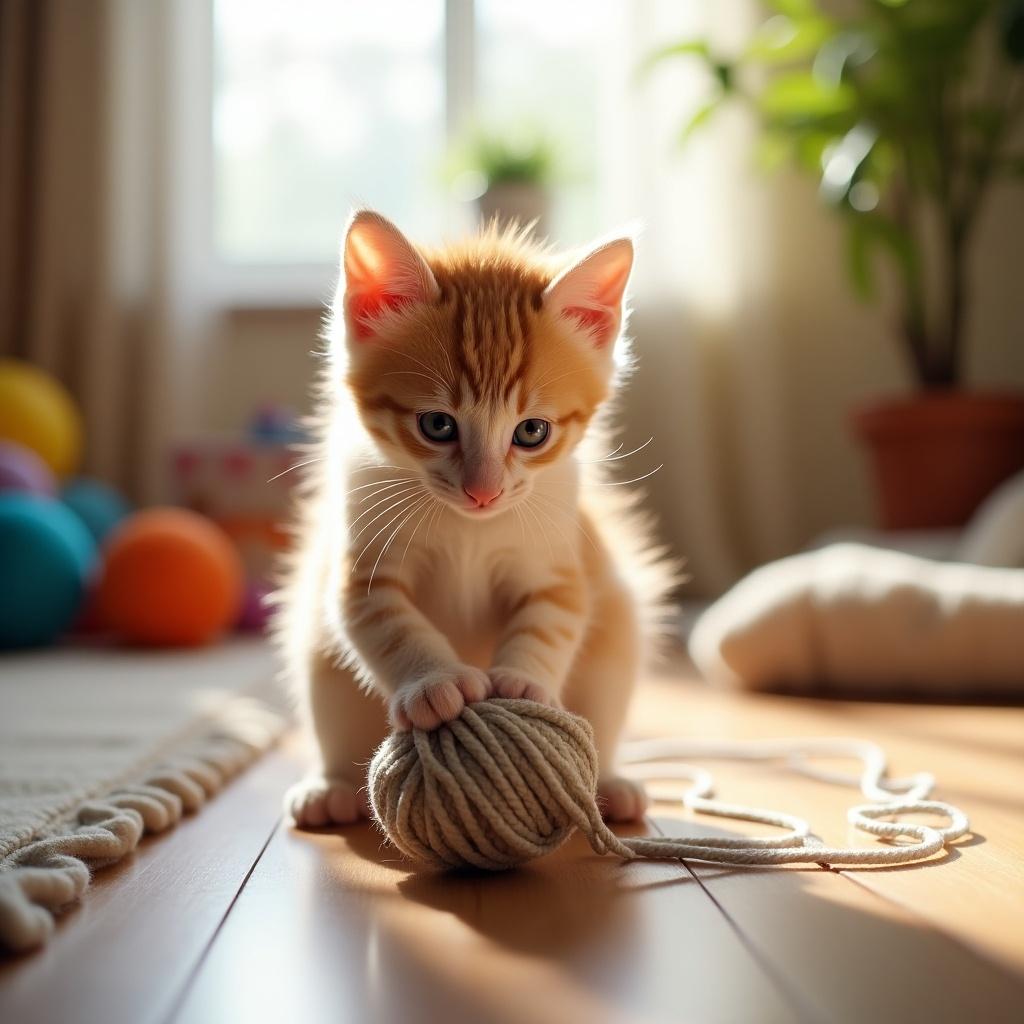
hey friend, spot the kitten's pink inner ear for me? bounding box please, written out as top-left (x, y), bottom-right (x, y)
top-left (544, 238), bottom-right (633, 349)
top-left (343, 212), bottom-right (437, 340)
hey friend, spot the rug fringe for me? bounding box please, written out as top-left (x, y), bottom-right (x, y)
top-left (0, 696), bottom-right (286, 953)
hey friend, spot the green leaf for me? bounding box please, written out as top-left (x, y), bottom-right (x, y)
top-left (678, 99), bottom-right (722, 146)
top-left (758, 72), bottom-right (856, 122)
top-left (712, 63), bottom-right (734, 91)
top-left (745, 14), bottom-right (835, 64)
top-left (766, 0), bottom-right (816, 16)
top-left (795, 131), bottom-right (837, 173)
top-left (639, 40), bottom-right (712, 79)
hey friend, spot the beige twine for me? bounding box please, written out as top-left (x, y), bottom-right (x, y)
top-left (368, 698), bottom-right (970, 871)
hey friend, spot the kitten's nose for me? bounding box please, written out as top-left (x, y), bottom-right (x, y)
top-left (463, 484), bottom-right (503, 508)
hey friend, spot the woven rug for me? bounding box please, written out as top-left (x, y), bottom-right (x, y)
top-left (0, 639), bottom-right (288, 953)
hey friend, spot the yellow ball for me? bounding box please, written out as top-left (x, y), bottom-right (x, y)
top-left (0, 359), bottom-right (82, 477)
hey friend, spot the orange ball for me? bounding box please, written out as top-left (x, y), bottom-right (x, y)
top-left (98, 507), bottom-right (244, 647)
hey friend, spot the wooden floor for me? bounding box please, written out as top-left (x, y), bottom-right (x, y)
top-left (2, 665), bottom-right (1023, 1024)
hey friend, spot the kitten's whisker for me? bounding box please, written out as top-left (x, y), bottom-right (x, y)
top-left (367, 494), bottom-right (432, 594)
top-left (580, 437), bottom-right (654, 465)
top-left (351, 488), bottom-right (427, 571)
top-left (594, 441), bottom-right (626, 460)
top-left (425, 500), bottom-right (444, 547)
top-left (348, 483), bottom-right (421, 528)
top-left (397, 496), bottom-right (437, 578)
top-left (374, 346), bottom-right (454, 392)
top-left (533, 366), bottom-right (584, 392)
top-left (267, 457), bottom-right (322, 483)
top-left (550, 465), bottom-right (664, 488)
top-left (592, 465), bottom-right (664, 487)
top-left (437, 344), bottom-right (457, 394)
top-left (521, 497), bottom-right (555, 562)
top-left (527, 497), bottom-right (580, 556)
top-left (342, 476), bottom-right (414, 497)
top-left (350, 488), bottom-right (424, 544)
top-left (512, 503), bottom-right (526, 545)
top-left (533, 494), bottom-right (601, 554)
top-left (347, 480), bottom-right (417, 509)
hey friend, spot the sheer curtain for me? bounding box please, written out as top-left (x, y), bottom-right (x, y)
top-left (0, 0), bottom-right (211, 502)
top-left (582, 0), bottom-right (794, 594)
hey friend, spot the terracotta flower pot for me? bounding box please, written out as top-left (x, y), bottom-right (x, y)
top-left (851, 391), bottom-right (1024, 529)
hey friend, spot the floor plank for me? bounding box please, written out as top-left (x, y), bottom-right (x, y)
top-left (5, 661), bottom-right (1022, 1024)
top-left (631, 674), bottom-right (1024, 978)
top-left (170, 819), bottom-right (801, 1024)
top-left (650, 816), bottom-right (1024, 1024)
top-left (0, 742), bottom-right (301, 1024)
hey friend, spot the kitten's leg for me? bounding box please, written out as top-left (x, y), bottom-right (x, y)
top-left (488, 568), bottom-right (588, 704)
top-left (286, 647), bottom-right (390, 828)
top-left (562, 576), bottom-right (648, 823)
top-left (345, 572), bottom-right (491, 731)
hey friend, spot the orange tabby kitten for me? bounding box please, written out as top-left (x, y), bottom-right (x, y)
top-left (275, 210), bottom-right (675, 827)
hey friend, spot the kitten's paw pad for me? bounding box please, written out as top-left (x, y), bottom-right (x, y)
top-left (597, 776), bottom-right (649, 823)
top-left (488, 668), bottom-right (560, 707)
top-left (391, 666), bottom-right (491, 731)
top-left (285, 775), bottom-right (368, 828)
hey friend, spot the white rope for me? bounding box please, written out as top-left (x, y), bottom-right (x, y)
top-left (613, 737), bottom-right (969, 867)
top-left (369, 701), bottom-right (970, 871)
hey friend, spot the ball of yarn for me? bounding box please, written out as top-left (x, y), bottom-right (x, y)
top-left (61, 477), bottom-right (131, 543)
top-left (368, 699), bottom-right (612, 870)
top-left (0, 492), bottom-right (97, 648)
top-left (0, 358), bottom-right (82, 477)
top-left (97, 507), bottom-right (243, 647)
top-left (0, 440), bottom-right (56, 497)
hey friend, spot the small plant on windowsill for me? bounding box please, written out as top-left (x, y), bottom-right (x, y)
top-left (646, 0), bottom-right (1024, 530)
top-left (448, 127), bottom-right (559, 238)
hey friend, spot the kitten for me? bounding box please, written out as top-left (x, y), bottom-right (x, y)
top-left (274, 210), bottom-right (676, 827)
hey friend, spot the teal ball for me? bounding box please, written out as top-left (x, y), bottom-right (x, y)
top-left (0, 493), bottom-right (98, 648)
top-left (61, 477), bottom-right (130, 544)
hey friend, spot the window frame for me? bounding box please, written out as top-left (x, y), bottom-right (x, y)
top-left (200, 0), bottom-right (475, 309)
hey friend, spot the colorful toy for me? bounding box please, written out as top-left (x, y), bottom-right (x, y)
top-left (97, 507), bottom-right (244, 647)
top-left (61, 477), bottom-right (131, 544)
top-left (236, 578), bottom-right (273, 633)
top-left (0, 493), bottom-right (97, 648)
top-left (0, 440), bottom-right (57, 497)
top-left (0, 359), bottom-right (82, 477)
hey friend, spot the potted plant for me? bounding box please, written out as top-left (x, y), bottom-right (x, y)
top-left (448, 127), bottom-right (558, 238)
top-left (647, 0), bottom-right (1024, 529)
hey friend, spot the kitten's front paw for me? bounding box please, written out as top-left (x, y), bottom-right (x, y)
top-left (391, 666), bottom-right (491, 731)
top-left (597, 775), bottom-right (649, 823)
top-left (488, 667), bottom-right (560, 706)
top-left (285, 774), bottom-right (369, 828)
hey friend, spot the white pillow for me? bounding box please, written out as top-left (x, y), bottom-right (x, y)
top-left (958, 469), bottom-right (1024, 568)
top-left (689, 543), bottom-right (1024, 695)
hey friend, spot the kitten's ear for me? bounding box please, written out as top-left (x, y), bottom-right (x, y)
top-left (341, 210), bottom-right (438, 340)
top-left (543, 237), bottom-right (634, 350)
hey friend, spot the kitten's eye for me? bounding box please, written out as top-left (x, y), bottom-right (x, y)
top-left (512, 419), bottom-right (550, 449)
top-left (419, 411), bottom-right (458, 443)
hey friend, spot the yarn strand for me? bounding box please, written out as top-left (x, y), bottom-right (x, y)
top-left (368, 699), bottom-right (970, 871)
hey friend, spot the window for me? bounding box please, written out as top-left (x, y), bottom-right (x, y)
top-left (210, 0), bottom-right (618, 303)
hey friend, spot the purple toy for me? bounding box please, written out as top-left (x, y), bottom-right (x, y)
top-left (236, 578), bottom-right (272, 633)
top-left (0, 441), bottom-right (57, 497)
